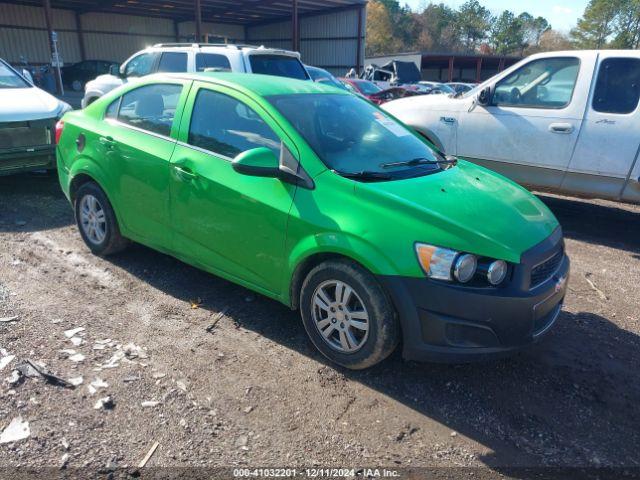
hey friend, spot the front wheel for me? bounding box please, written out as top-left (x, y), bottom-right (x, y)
top-left (74, 182), bottom-right (129, 256)
top-left (300, 259), bottom-right (400, 369)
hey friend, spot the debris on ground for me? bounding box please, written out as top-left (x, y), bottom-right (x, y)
top-left (206, 307), bottom-right (229, 333)
top-left (190, 298), bottom-right (203, 309)
top-left (123, 343), bottom-right (148, 359)
top-left (63, 327), bottom-right (85, 338)
top-left (16, 359), bottom-right (76, 389)
top-left (69, 336), bottom-right (84, 347)
top-left (0, 316), bottom-right (19, 323)
top-left (0, 353), bottom-right (15, 371)
top-left (68, 353), bottom-right (85, 363)
top-left (0, 417), bottom-right (30, 444)
top-left (68, 376), bottom-right (83, 387)
top-left (90, 378), bottom-right (108, 389)
top-left (585, 273), bottom-right (608, 301)
top-left (5, 370), bottom-right (22, 386)
top-left (101, 350), bottom-right (125, 369)
top-left (59, 453), bottom-right (70, 469)
top-left (138, 441), bottom-right (159, 468)
top-left (141, 401), bottom-right (161, 408)
top-left (94, 396), bottom-right (115, 410)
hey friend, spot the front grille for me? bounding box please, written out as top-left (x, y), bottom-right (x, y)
top-left (0, 119), bottom-right (54, 150)
top-left (530, 249), bottom-right (563, 288)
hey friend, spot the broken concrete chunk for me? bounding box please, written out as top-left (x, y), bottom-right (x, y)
top-left (91, 378), bottom-right (108, 389)
top-left (0, 417), bottom-right (30, 444)
top-left (70, 337), bottom-right (83, 347)
top-left (0, 354), bottom-right (15, 371)
top-left (68, 353), bottom-right (85, 363)
top-left (64, 327), bottom-right (85, 338)
top-left (68, 376), bottom-right (84, 387)
top-left (94, 396), bottom-right (114, 410)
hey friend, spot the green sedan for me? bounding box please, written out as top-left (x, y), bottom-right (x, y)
top-left (56, 73), bottom-right (569, 369)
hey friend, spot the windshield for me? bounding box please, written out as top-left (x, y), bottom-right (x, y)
top-left (0, 61), bottom-right (30, 89)
top-left (249, 55), bottom-right (309, 80)
top-left (268, 93), bottom-right (442, 179)
top-left (307, 67), bottom-right (346, 90)
top-left (356, 81), bottom-right (382, 95)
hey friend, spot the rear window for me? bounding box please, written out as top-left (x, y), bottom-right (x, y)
top-left (157, 52), bottom-right (187, 73)
top-left (196, 53), bottom-right (231, 72)
top-left (249, 55), bottom-right (308, 80)
top-left (592, 57), bottom-right (640, 114)
top-left (117, 83), bottom-right (183, 137)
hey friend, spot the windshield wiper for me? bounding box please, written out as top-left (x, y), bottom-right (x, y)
top-left (381, 157), bottom-right (457, 169)
top-left (335, 170), bottom-right (393, 181)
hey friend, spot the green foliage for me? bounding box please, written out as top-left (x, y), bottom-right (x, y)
top-left (570, 0), bottom-right (640, 48)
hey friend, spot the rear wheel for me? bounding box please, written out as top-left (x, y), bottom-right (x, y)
top-left (74, 182), bottom-right (128, 256)
top-left (300, 259), bottom-right (400, 369)
top-left (71, 80), bottom-right (83, 92)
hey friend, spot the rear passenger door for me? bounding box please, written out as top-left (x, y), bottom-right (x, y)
top-left (101, 82), bottom-right (190, 247)
top-left (169, 83), bottom-right (297, 296)
top-left (565, 54), bottom-right (640, 201)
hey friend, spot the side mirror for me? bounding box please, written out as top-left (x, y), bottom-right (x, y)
top-left (110, 64), bottom-right (122, 77)
top-left (477, 86), bottom-right (493, 106)
top-left (21, 69), bottom-right (33, 84)
top-left (232, 147), bottom-right (280, 177)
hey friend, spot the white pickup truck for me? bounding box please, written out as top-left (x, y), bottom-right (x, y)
top-left (383, 50), bottom-right (640, 204)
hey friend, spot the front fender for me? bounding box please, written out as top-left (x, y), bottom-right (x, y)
top-left (282, 232), bottom-right (398, 306)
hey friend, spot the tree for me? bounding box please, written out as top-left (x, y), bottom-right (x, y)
top-left (455, 0), bottom-right (493, 51)
top-left (538, 29), bottom-right (573, 51)
top-left (519, 13), bottom-right (550, 49)
top-left (414, 3), bottom-right (460, 51)
top-left (571, 0), bottom-right (622, 48)
top-left (610, 0), bottom-right (640, 48)
top-left (365, 1), bottom-right (400, 56)
top-left (490, 10), bottom-right (525, 54)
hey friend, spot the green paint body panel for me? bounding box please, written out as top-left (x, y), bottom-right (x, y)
top-left (57, 73), bottom-right (559, 307)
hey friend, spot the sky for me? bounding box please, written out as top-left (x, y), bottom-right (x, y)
top-left (404, 0), bottom-right (590, 33)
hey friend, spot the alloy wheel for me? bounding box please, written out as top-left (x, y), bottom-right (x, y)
top-left (79, 194), bottom-right (107, 245)
top-left (311, 280), bottom-right (370, 353)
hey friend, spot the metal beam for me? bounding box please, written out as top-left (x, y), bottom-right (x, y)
top-left (355, 2), bottom-right (362, 74)
top-left (292, 0), bottom-right (299, 52)
top-left (195, 0), bottom-right (203, 42)
top-left (75, 11), bottom-right (86, 61)
top-left (42, 0), bottom-right (63, 94)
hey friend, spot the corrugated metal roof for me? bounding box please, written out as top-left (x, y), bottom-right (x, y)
top-left (3, 0), bottom-right (367, 25)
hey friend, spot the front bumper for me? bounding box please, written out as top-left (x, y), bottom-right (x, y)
top-left (379, 228), bottom-right (570, 363)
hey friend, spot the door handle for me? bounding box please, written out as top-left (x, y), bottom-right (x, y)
top-left (98, 136), bottom-right (115, 148)
top-left (440, 116), bottom-right (456, 124)
top-left (548, 123), bottom-right (574, 134)
top-left (172, 163), bottom-right (197, 181)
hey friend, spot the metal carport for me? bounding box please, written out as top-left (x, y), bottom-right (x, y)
top-left (0, 0), bottom-right (367, 93)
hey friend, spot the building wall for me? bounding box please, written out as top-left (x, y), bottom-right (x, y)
top-left (0, 3), bottom-right (245, 65)
top-left (246, 7), bottom-right (365, 76)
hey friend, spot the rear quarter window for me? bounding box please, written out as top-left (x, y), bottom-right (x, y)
top-left (249, 55), bottom-right (308, 80)
top-left (592, 57), bottom-right (640, 114)
top-left (117, 83), bottom-right (183, 137)
top-left (196, 53), bottom-right (231, 72)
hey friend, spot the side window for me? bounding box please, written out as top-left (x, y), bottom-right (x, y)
top-left (124, 53), bottom-right (157, 78)
top-left (592, 58), bottom-right (640, 114)
top-left (195, 53), bottom-right (231, 72)
top-left (105, 98), bottom-right (120, 119)
top-left (157, 52), bottom-right (188, 73)
top-left (117, 84), bottom-right (183, 137)
top-left (188, 89), bottom-right (281, 158)
top-left (493, 57), bottom-right (580, 109)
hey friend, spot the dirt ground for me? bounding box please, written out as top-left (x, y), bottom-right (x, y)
top-left (0, 173), bottom-right (639, 479)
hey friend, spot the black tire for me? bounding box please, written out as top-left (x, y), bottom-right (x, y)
top-left (74, 181), bottom-right (129, 256)
top-left (300, 259), bottom-right (400, 370)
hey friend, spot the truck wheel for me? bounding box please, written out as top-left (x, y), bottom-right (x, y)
top-left (74, 182), bottom-right (129, 256)
top-left (300, 259), bottom-right (400, 369)
top-left (72, 80), bottom-right (83, 92)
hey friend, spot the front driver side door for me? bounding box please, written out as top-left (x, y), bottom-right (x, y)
top-left (457, 54), bottom-right (592, 189)
top-left (169, 83), bottom-right (297, 297)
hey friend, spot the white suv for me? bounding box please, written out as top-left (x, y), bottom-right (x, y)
top-left (82, 43), bottom-right (310, 108)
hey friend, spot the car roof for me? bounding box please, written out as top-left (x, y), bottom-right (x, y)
top-left (160, 72), bottom-right (346, 96)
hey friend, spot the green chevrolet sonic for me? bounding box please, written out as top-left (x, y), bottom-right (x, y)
top-left (56, 72), bottom-right (569, 369)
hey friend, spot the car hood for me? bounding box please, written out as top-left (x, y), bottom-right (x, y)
top-left (0, 86), bottom-right (64, 121)
top-left (354, 161), bottom-right (558, 263)
top-left (86, 74), bottom-right (125, 92)
top-left (383, 92), bottom-right (459, 114)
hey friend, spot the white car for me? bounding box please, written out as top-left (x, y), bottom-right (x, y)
top-left (0, 58), bottom-right (72, 175)
top-left (383, 50), bottom-right (640, 204)
top-left (82, 43), bottom-right (310, 108)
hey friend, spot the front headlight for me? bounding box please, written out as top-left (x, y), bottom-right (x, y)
top-left (415, 243), bottom-right (508, 286)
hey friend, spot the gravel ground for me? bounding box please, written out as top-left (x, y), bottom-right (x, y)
top-left (0, 173), bottom-right (639, 479)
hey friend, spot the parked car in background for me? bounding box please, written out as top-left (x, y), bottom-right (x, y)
top-left (62, 60), bottom-right (119, 92)
top-left (82, 43), bottom-right (310, 108)
top-left (446, 82), bottom-right (476, 95)
top-left (384, 50), bottom-right (640, 204)
top-left (0, 58), bottom-right (71, 175)
top-left (340, 78), bottom-right (416, 104)
top-left (359, 60), bottom-right (421, 90)
top-left (409, 82), bottom-right (456, 95)
top-left (306, 65), bottom-right (347, 90)
top-left (57, 72), bottom-right (568, 369)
